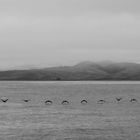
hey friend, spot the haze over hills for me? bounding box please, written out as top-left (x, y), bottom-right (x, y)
top-left (0, 61), bottom-right (140, 80)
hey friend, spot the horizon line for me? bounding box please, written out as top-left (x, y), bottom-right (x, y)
top-left (0, 60), bottom-right (140, 71)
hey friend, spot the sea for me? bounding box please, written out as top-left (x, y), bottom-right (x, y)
top-left (0, 81), bottom-right (140, 140)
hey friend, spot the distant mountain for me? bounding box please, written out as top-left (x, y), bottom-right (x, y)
top-left (0, 61), bottom-right (140, 80)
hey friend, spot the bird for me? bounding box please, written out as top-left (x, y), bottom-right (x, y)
top-left (130, 98), bottom-right (137, 103)
top-left (61, 100), bottom-right (69, 105)
top-left (97, 99), bottom-right (106, 104)
top-left (116, 97), bottom-right (122, 102)
top-left (81, 100), bottom-right (88, 104)
top-left (23, 99), bottom-right (30, 103)
top-left (1, 98), bottom-right (8, 103)
top-left (45, 100), bottom-right (53, 105)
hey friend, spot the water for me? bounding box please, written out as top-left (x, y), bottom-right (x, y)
top-left (0, 81), bottom-right (140, 140)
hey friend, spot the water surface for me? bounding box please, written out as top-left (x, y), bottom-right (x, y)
top-left (0, 81), bottom-right (140, 140)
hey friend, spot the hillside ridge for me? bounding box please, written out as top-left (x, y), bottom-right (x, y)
top-left (0, 62), bottom-right (140, 80)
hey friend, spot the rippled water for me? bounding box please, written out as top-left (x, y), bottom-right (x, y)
top-left (0, 81), bottom-right (140, 140)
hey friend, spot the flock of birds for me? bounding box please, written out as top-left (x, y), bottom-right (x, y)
top-left (0, 97), bottom-right (138, 105)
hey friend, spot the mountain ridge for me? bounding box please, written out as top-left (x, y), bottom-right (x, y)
top-left (0, 61), bottom-right (140, 80)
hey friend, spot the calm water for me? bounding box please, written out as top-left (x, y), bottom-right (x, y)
top-left (0, 81), bottom-right (140, 103)
top-left (0, 81), bottom-right (140, 140)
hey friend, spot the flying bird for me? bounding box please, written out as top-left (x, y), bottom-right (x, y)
top-left (1, 97), bottom-right (8, 103)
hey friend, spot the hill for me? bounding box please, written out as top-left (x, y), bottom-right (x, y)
top-left (0, 62), bottom-right (140, 80)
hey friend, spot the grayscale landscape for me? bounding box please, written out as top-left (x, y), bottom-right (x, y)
top-left (0, 0), bottom-right (140, 139)
top-left (1, 61), bottom-right (140, 80)
top-left (0, 81), bottom-right (140, 140)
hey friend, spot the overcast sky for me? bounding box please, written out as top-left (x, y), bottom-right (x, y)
top-left (0, 0), bottom-right (140, 68)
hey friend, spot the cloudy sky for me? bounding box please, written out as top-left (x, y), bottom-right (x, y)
top-left (0, 0), bottom-right (140, 68)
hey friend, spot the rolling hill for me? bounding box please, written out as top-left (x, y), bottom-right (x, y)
top-left (0, 61), bottom-right (140, 80)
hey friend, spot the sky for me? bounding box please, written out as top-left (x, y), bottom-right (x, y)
top-left (0, 0), bottom-right (140, 69)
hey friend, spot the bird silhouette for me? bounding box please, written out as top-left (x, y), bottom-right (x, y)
top-left (1, 98), bottom-right (8, 103)
top-left (45, 100), bottom-right (53, 105)
top-left (116, 97), bottom-right (122, 102)
top-left (130, 98), bottom-right (137, 103)
top-left (81, 100), bottom-right (88, 104)
top-left (23, 99), bottom-right (30, 103)
top-left (98, 99), bottom-right (106, 104)
top-left (61, 100), bottom-right (69, 105)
